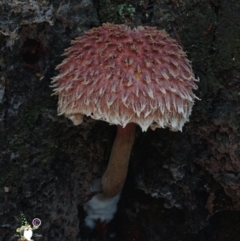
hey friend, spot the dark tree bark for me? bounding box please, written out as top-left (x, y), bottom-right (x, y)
top-left (1, 0), bottom-right (240, 240)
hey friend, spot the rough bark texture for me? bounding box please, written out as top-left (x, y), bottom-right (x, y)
top-left (0, 0), bottom-right (240, 240)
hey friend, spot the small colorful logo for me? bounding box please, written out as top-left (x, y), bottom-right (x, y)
top-left (16, 212), bottom-right (41, 241)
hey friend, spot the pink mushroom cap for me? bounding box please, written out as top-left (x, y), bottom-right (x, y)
top-left (52, 23), bottom-right (199, 131)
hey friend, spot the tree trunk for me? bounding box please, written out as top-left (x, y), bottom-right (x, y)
top-left (1, 0), bottom-right (240, 240)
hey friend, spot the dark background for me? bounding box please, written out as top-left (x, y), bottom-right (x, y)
top-left (1, 0), bottom-right (240, 240)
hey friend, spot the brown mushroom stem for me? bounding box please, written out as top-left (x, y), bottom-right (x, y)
top-left (102, 123), bottom-right (136, 197)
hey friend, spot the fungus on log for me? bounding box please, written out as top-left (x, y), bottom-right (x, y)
top-left (52, 23), bottom-right (199, 198)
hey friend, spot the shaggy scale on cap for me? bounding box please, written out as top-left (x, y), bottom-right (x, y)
top-left (52, 23), bottom-right (199, 131)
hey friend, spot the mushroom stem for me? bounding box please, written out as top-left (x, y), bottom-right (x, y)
top-left (102, 123), bottom-right (136, 197)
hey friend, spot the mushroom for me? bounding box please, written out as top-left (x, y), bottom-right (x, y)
top-left (51, 23), bottom-right (199, 198)
top-left (83, 178), bottom-right (120, 230)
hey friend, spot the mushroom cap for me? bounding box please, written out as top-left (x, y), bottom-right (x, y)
top-left (52, 23), bottom-right (199, 131)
